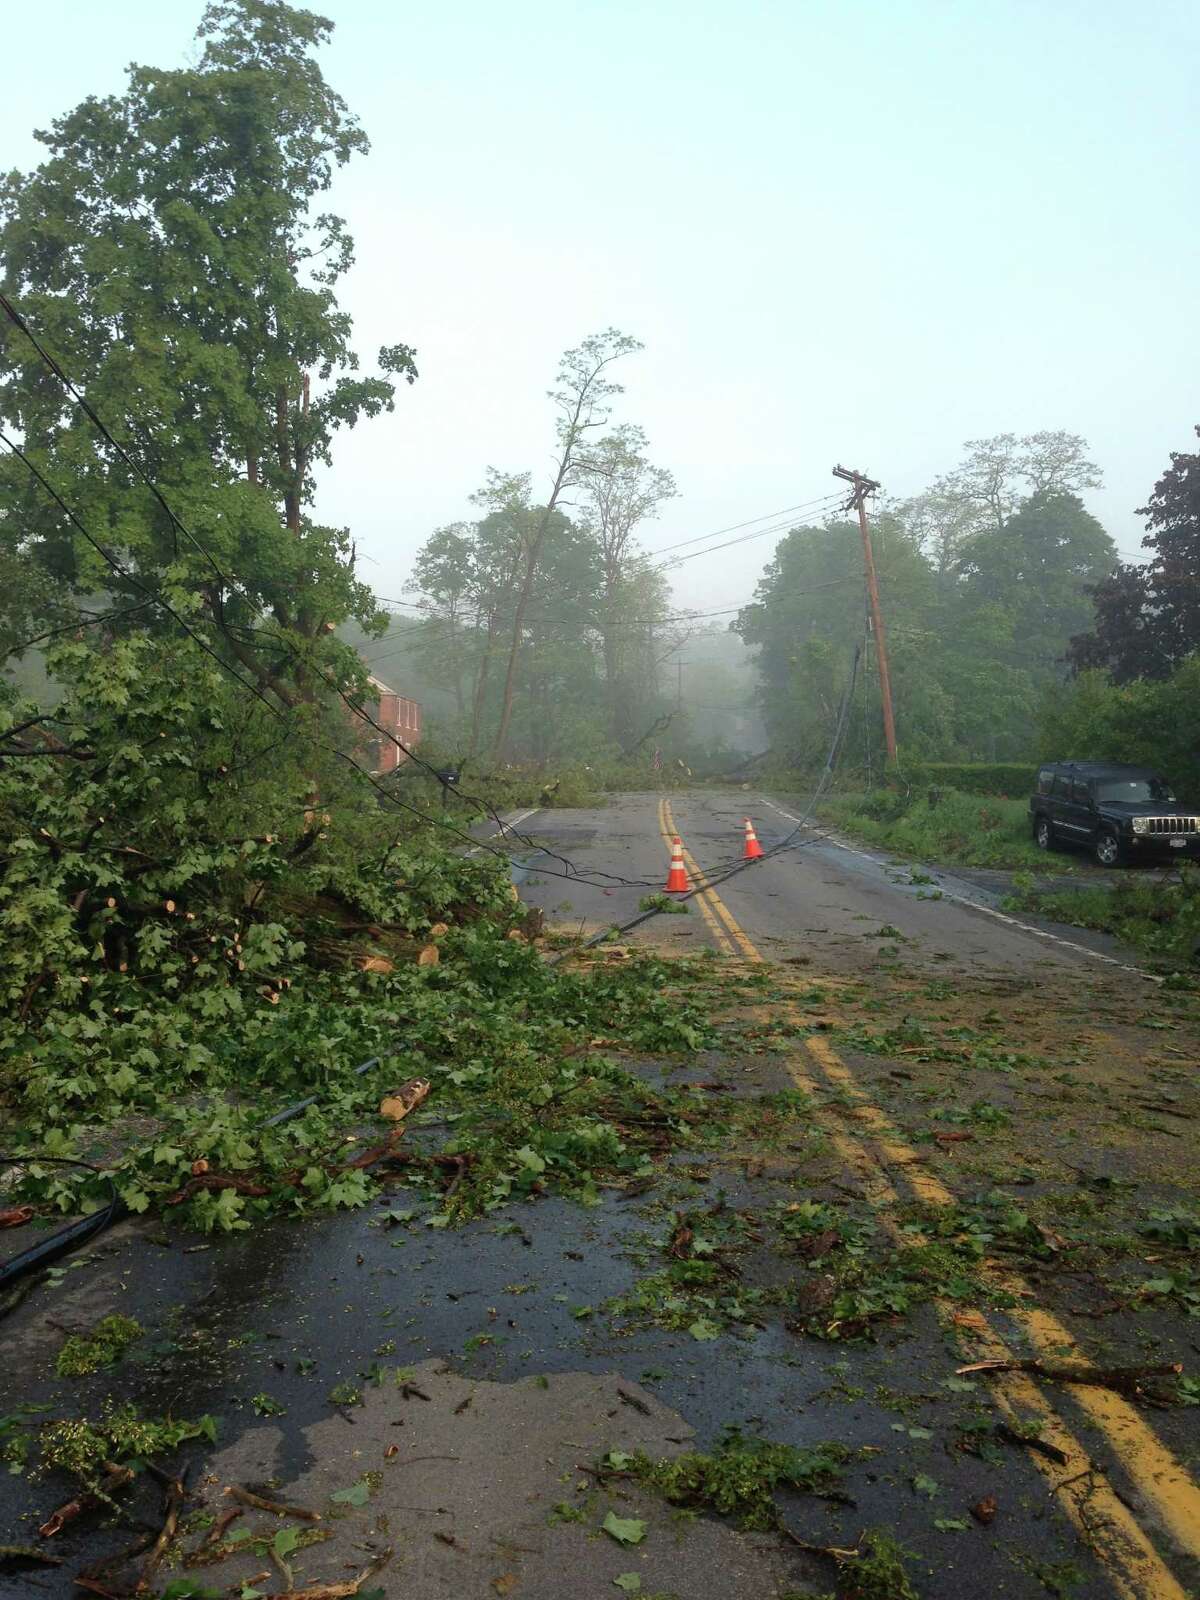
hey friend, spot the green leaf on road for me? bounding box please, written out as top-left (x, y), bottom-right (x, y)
top-left (602, 1512), bottom-right (647, 1546)
top-left (613, 1576), bottom-right (642, 1593)
top-left (688, 1316), bottom-right (720, 1341)
top-left (331, 1477), bottom-right (372, 1507)
top-left (273, 1526), bottom-right (301, 1559)
top-left (912, 1473), bottom-right (940, 1498)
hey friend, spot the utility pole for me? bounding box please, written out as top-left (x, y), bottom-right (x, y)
top-left (676, 659), bottom-right (683, 709)
top-left (833, 464), bottom-right (897, 763)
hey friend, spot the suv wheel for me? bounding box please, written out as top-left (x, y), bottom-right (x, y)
top-left (1093, 828), bottom-right (1122, 868)
top-left (1034, 816), bottom-right (1054, 851)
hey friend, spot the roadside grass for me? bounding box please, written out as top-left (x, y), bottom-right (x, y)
top-left (815, 787), bottom-right (1052, 871)
top-left (1003, 871), bottom-right (1200, 969)
top-left (807, 786), bottom-right (1200, 969)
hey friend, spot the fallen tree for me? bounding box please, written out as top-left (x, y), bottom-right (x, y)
top-left (1, 633), bottom-right (722, 1232)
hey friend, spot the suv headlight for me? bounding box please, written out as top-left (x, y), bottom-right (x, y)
top-left (1132, 817), bottom-right (1149, 835)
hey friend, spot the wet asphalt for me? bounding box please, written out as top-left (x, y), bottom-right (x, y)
top-left (3, 1134), bottom-right (1122, 1599)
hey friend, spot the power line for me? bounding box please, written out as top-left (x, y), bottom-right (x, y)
top-left (0, 294), bottom-right (610, 876)
top-left (6, 600), bottom-right (157, 656)
top-left (368, 580), bottom-right (860, 660)
top-left (645, 492), bottom-right (844, 556)
top-left (375, 491), bottom-right (849, 632)
top-left (0, 430), bottom-right (702, 891)
top-left (378, 594), bottom-right (756, 627)
top-left (0, 292), bottom-right (849, 890)
top-left (0, 427), bottom-right (293, 728)
top-left (0, 291), bottom-right (232, 587)
top-left (659, 514), bottom-right (849, 568)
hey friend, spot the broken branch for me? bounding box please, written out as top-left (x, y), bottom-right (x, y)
top-left (960, 1357), bottom-right (1182, 1401)
top-left (227, 1485), bottom-right (322, 1522)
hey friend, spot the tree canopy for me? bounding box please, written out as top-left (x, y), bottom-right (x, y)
top-left (0, 0), bottom-right (414, 707)
top-left (1068, 425), bottom-right (1200, 682)
top-left (736, 438), bottom-right (1116, 766)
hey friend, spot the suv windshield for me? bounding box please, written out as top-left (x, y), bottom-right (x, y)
top-left (1094, 778), bottom-right (1172, 804)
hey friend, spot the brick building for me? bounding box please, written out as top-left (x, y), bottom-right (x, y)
top-left (360, 674), bottom-right (421, 774)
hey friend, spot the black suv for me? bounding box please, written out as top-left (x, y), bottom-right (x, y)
top-left (1030, 762), bottom-right (1200, 867)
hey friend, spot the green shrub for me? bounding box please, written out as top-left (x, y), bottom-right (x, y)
top-left (1004, 869), bottom-right (1200, 967)
top-left (904, 762), bottom-right (1035, 798)
top-left (1038, 662), bottom-right (1200, 799)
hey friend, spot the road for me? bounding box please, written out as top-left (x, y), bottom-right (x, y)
top-left (4, 788), bottom-right (1198, 1600)
top-left (511, 786), bottom-right (1150, 980)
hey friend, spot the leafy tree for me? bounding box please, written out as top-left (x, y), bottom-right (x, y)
top-left (409, 523), bottom-right (478, 723)
top-left (578, 425), bottom-right (677, 741)
top-left (738, 462), bottom-right (1114, 766)
top-left (0, 0), bottom-right (414, 706)
top-left (491, 329), bottom-right (641, 759)
top-left (1039, 660), bottom-right (1200, 795)
top-left (957, 491), bottom-right (1116, 670)
top-left (736, 516), bottom-right (939, 765)
top-left (1069, 426), bottom-right (1200, 681)
top-left (405, 447), bottom-right (683, 767)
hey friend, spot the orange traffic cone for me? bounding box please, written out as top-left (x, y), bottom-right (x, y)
top-left (743, 817), bottom-right (764, 860)
top-left (665, 836), bottom-right (690, 893)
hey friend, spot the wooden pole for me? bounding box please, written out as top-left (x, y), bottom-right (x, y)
top-left (833, 465), bottom-right (897, 763)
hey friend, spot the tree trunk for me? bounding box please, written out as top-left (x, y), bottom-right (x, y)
top-left (492, 534), bottom-right (543, 761)
top-left (602, 562), bottom-right (621, 741)
top-left (450, 616), bottom-right (465, 721)
top-left (467, 619), bottom-right (496, 758)
top-left (492, 394), bottom-right (588, 758)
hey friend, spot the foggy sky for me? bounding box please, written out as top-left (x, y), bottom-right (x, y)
top-left (5, 0), bottom-right (1197, 616)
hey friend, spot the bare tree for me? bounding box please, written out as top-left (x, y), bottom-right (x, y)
top-left (491, 329), bottom-right (642, 761)
top-left (580, 424), bottom-right (677, 739)
top-left (931, 431), bottom-right (1103, 534)
top-left (1015, 430), bottom-right (1102, 496)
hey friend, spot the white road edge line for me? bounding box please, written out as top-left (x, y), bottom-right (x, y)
top-left (465, 807), bottom-right (540, 857)
top-left (757, 795), bottom-right (1163, 985)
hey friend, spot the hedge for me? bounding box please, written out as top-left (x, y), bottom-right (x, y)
top-left (904, 762), bottom-right (1036, 798)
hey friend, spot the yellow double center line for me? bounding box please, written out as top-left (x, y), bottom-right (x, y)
top-left (658, 798), bottom-right (761, 963)
top-left (651, 795), bottom-right (1199, 1600)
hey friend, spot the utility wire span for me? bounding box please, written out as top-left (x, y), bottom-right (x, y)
top-left (0, 286), bottom-right (835, 887)
top-left (656, 511), bottom-right (842, 568)
top-left (7, 600), bottom-right (158, 656)
top-left (362, 579), bottom-right (860, 670)
top-left (644, 491), bottom-right (844, 556)
top-left (0, 292), bottom-right (656, 883)
top-left (377, 594), bottom-right (759, 627)
top-left (0, 433), bottom-right (735, 892)
top-left (0, 291), bottom-right (227, 583)
top-left (371, 493), bottom-right (852, 638)
top-left (0, 290), bottom-right (845, 891)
